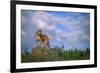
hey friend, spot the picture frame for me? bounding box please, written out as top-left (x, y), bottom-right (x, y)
top-left (10, 1), bottom-right (97, 72)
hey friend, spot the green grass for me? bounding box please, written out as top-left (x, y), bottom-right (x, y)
top-left (21, 47), bottom-right (90, 63)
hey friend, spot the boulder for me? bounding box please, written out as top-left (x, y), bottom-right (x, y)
top-left (31, 47), bottom-right (59, 62)
top-left (32, 47), bottom-right (49, 57)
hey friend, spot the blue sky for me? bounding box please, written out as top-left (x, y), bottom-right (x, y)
top-left (21, 10), bottom-right (90, 53)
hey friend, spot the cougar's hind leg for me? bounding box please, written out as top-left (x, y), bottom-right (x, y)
top-left (45, 41), bottom-right (48, 49)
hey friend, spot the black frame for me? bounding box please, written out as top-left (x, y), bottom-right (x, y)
top-left (10, 1), bottom-right (97, 73)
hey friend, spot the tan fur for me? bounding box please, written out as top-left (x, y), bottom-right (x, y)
top-left (35, 30), bottom-right (49, 49)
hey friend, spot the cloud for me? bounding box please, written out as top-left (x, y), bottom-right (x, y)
top-left (21, 10), bottom-right (90, 50)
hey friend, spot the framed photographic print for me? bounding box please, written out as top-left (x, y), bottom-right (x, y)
top-left (10, 1), bottom-right (97, 72)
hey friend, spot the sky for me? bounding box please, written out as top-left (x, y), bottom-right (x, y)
top-left (21, 10), bottom-right (90, 53)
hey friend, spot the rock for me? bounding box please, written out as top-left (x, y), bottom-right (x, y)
top-left (32, 47), bottom-right (49, 57)
top-left (31, 47), bottom-right (59, 62)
